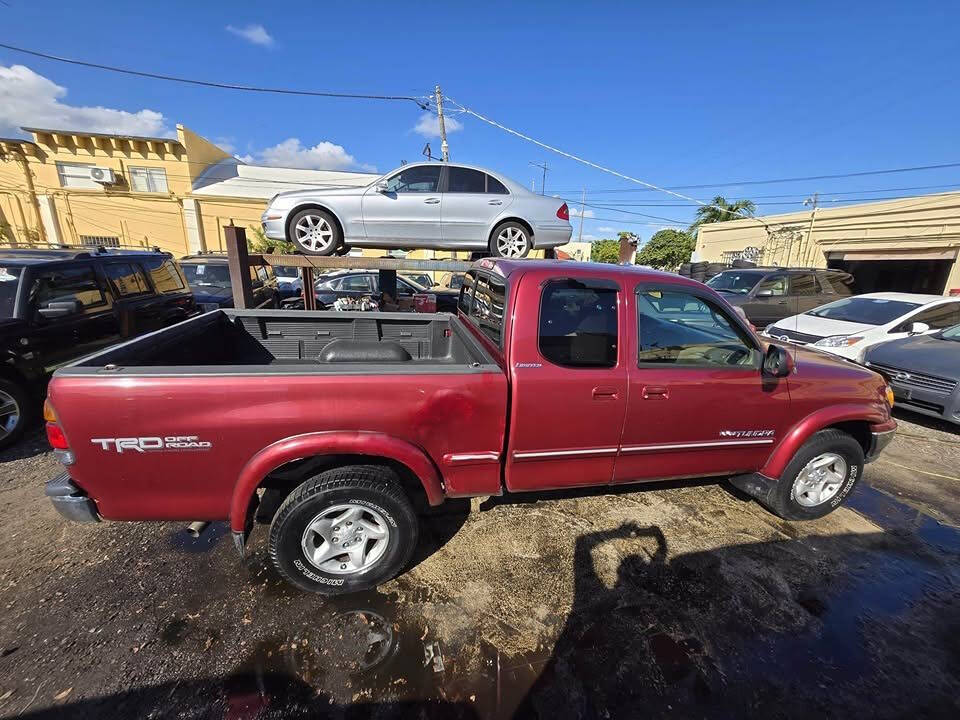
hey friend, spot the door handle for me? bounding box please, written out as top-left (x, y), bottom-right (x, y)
top-left (488, 200), bottom-right (503, 205)
top-left (424, 197), bottom-right (440, 204)
top-left (642, 385), bottom-right (669, 399)
top-left (592, 386), bottom-right (619, 400)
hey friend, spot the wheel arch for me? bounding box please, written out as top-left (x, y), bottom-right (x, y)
top-left (761, 405), bottom-right (887, 479)
top-left (286, 203), bottom-right (346, 244)
top-left (230, 431), bottom-right (445, 532)
top-left (488, 217), bottom-right (535, 247)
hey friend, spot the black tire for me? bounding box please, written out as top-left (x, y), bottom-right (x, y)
top-left (732, 258), bottom-right (756, 268)
top-left (0, 378), bottom-right (31, 450)
top-left (287, 208), bottom-right (342, 257)
top-left (678, 263), bottom-right (692, 277)
top-left (489, 221), bottom-right (533, 259)
top-left (268, 465), bottom-right (419, 594)
top-left (763, 430), bottom-right (865, 520)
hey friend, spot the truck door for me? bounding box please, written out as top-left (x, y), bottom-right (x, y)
top-left (614, 284), bottom-right (792, 484)
top-left (505, 276), bottom-right (628, 492)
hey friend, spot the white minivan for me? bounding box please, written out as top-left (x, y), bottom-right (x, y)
top-left (762, 292), bottom-right (960, 361)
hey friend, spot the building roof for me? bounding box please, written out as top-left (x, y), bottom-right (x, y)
top-left (22, 127), bottom-right (183, 147)
top-left (191, 159), bottom-right (378, 199)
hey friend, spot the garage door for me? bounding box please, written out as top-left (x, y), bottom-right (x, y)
top-left (826, 248), bottom-right (957, 294)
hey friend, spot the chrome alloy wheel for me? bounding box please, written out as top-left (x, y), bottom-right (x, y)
top-left (294, 214), bottom-right (335, 253)
top-left (496, 227), bottom-right (529, 257)
top-left (300, 503), bottom-right (390, 575)
top-left (792, 452), bottom-right (848, 507)
top-left (0, 390), bottom-right (20, 441)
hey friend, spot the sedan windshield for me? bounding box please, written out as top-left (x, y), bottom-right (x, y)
top-left (181, 264), bottom-right (232, 286)
top-left (0, 266), bottom-right (23, 317)
top-left (939, 323), bottom-right (960, 341)
top-left (807, 297), bottom-right (920, 325)
top-left (706, 271), bottom-right (764, 294)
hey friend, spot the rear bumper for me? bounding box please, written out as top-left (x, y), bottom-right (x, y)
top-left (45, 472), bottom-right (100, 523)
top-left (533, 222), bottom-right (573, 248)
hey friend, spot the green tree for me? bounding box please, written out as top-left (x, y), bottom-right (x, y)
top-left (246, 224), bottom-right (297, 254)
top-left (689, 196), bottom-right (756, 231)
top-left (635, 229), bottom-right (696, 269)
top-left (590, 238), bottom-right (621, 264)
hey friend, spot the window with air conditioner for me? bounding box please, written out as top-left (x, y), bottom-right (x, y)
top-left (129, 167), bottom-right (169, 193)
top-left (56, 162), bottom-right (98, 189)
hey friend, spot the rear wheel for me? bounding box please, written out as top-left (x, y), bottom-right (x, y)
top-left (288, 209), bottom-right (341, 256)
top-left (268, 465), bottom-right (419, 594)
top-left (0, 379), bottom-right (30, 450)
top-left (490, 221), bottom-right (533, 258)
top-left (764, 430), bottom-right (865, 520)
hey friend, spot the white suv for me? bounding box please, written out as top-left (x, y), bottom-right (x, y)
top-left (762, 292), bottom-right (960, 361)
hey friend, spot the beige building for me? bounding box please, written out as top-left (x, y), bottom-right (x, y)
top-left (694, 192), bottom-right (960, 295)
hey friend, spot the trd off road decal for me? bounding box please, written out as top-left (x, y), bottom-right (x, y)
top-left (90, 436), bottom-right (213, 453)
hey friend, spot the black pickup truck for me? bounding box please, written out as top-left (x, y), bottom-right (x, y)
top-left (0, 247), bottom-right (197, 447)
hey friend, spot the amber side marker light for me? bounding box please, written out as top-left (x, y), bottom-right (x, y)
top-left (885, 385), bottom-right (895, 408)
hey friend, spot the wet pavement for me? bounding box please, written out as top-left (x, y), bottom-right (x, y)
top-left (0, 412), bottom-right (958, 719)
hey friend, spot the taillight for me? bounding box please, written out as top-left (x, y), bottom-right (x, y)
top-left (557, 203), bottom-right (569, 221)
top-left (44, 400), bottom-right (70, 451)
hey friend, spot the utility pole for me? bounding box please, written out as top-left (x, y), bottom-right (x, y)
top-left (801, 192), bottom-right (819, 266)
top-left (577, 188), bottom-right (586, 242)
top-left (529, 161), bottom-right (548, 195)
top-left (434, 85), bottom-right (449, 161)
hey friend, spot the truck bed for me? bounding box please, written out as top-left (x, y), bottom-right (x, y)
top-left (60, 309), bottom-right (498, 375)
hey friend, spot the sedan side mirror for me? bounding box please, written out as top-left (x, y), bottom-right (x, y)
top-left (762, 344), bottom-right (794, 378)
top-left (909, 321), bottom-right (930, 335)
top-left (38, 299), bottom-right (81, 319)
top-left (755, 289), bottom-right (774, 298)
top-left (375, 181), bottom-right (389, 193)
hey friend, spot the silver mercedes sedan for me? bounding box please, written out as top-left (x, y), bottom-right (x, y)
top-left (261, 162), bottom-right (572, 258)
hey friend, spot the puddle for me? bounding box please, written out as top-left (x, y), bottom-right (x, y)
top-left (168, 522), bottom-right (230, 554)
top-left (848, 483), bottom-right (960, 554)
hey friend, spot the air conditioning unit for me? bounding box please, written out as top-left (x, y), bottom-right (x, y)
top-left (88, 166), bottom-right (116, 184)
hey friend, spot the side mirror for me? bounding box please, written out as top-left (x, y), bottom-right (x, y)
top-left (909, 321), bottom-right (930, 335)
top-left (755, 289), bottom-right (774, 298)
top-left (762, 344), bottom-right (793, 378)
top-left (39, 299), bottom-right (81, 319)
top-left (375, 181), bottom-right (389, 193)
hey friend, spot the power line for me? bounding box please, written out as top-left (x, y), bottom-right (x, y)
top-left (0, 43), bottom-right (430, 108)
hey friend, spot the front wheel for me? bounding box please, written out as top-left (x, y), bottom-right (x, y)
top-left (764, 429), bottom-right (865, 520)
top-left (268, 465), bottom-right (419, 594)
top-left (0, 379), bottom-right (30, 450)
top-left (490, 221), bottom-right (533, 258)
top-left (288, 209), bottom-right (342, 256)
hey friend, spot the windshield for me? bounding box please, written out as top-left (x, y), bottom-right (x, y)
top-left (181, 263), bottom-right (232, 287)
top-left (939, 323), bottom-right (960, 341)
top-left (274, 266), bottom-right (300, 278)
top-left (807, 297), bottom-right (920, 325)
top-left (0, 266), bottom-right (23, 317)
top-left (706, 271), bottom-right (764, 294)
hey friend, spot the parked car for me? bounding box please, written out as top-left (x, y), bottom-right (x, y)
top-left (179, 254), bottom-right (280, 312)
top-left (438, 272), bottom-right (465, 291)
top-left (0, 247), bottom-right (196, 447)
top-left (273, 265), bottom-right (303, 300)
top-left (402, 273), bottom-right (435, 288)
top-left (43, 259), bottom-right (895, 594)
top-left (706, 267), bottom-right (854, 326)
top-left (865, 322), bottom-right (960, 425)
top-left (763, 292), bottom-right (960, 361)
top-left (310, 270), bottom-right (459, 313)
top-left (260, 162), bottom-right (572, 258)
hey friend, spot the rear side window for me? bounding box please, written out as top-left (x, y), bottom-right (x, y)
top-left (486, 175), bottom-right (508, 194)
top-left (142, 257), bottom-right (186, 293)
top-left (756, 275), bottom-right (787, 296)
top-left (340, 275), bottom-right (374, 292)
top-left (470, 273), bottom-right (506, 346)
top-left (818, 271), bottom-right (853, 295)
top-left (104, 263), bottom-right (150, 297)
top-left (447, 167), bottom-right (486, 193)
top-left (539, 280), bottom-right (618, 368)
top-left (458, 270), bottom-right (476, 314)
top-left (790, 273), bottom-right (818, 296)
top-left (30, 265), bottom-right (105, 312)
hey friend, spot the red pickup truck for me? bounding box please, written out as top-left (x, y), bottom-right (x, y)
top-left (44, 259), bottom-right (896, 594)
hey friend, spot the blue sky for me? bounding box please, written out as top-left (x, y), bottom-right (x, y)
top-left (2, 1), bottom-right (959, 240)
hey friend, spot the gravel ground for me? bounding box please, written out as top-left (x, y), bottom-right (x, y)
top-left (0, 411), bottom-right (958, 719)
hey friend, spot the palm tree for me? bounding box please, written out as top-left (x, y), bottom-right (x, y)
top-left (689, 196), bottom-right (756, 231)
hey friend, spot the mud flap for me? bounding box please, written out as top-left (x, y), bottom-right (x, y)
top-left (233, 492), bottom-right (261, 557)
top-left (728, 472), bottom-right (779, 505)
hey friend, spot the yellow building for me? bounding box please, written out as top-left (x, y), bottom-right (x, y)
top-left (694, 192), bottom-right (960, 295)
top-left (0, 125), bottom-right (589, 279)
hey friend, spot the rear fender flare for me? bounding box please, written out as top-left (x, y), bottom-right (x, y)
top-left (229, 431), bottom-right (444, 532)
top-left (761, 403), bottom-right (888, 479)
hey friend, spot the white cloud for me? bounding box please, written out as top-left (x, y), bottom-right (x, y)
top-left (567, 207), bottom-right (595, 219)
top-left (0, 64), bottom-right (171, 138)
top-left (580, 234), bottom-right (600, 241)
top-left (226, 23), bottom-right (274, 47)
top-left (596, 226), bottom-right (617, 233)
top-left (238, 138), bottom-right (375, 172)
top-left (412, 112), bottom-right (463, 138)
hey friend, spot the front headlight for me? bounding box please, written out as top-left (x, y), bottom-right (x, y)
top-left (813, 335), bottom-right (864, 348)
top-left (762, 324), bottom-right (774, 335)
